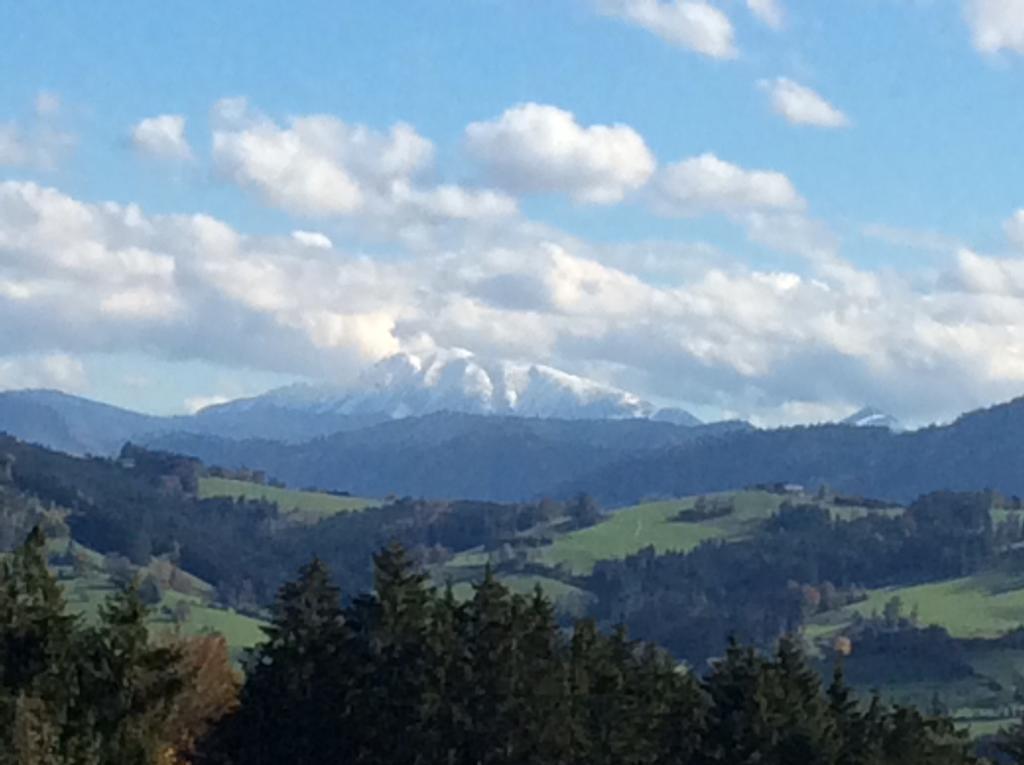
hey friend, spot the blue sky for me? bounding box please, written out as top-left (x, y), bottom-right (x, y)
top-left (1, 0), bottom-right (1023, 425)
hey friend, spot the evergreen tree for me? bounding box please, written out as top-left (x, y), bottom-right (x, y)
top-left (350, 543), bottom-right (435, 764)
top-left (769, 636), bottom-right (839, 765)
top-left (77, 582), bottom-right (183, 764)
top-left (0, 527), bottom-right (79, 765)
top-left (511, 588), bottom-right (572, 765)
top-left (420, 583), bottom-right (471, 765)
top-left (202, 557), bottom-right (350, 765)
top-left (462, 567), bottom-right (522, 765)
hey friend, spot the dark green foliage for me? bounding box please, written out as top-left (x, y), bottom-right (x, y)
top-left (0, 528), bottom-right (183, 764)
top-left (205, 557), bottom-right (351, 765)
top-left (0, 435), bottom-right (589, 606)
top-left (588, 492), bottom-right (1000, 662)
top-left (198, 547), bottom-right (983, 765)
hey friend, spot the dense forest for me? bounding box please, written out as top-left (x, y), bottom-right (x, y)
top-left (3, 526), bottom-right (1019, 764)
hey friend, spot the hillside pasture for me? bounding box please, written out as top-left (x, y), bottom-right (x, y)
top-left (533, 491), bottom-right (787, 575)
top-left (198, 476), bottom-right (378, 522)
top-left (808, 571), bottom-right (1024, 640)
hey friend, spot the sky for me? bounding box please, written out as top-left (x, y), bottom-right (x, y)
top-left (1, 0), bottom-right (1023, 426)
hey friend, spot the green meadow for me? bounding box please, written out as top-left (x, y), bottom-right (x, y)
top-left (198, 476), bottom-right (379, 522)
top-left (534, 491), bottom-right (792, 575)
top-left (808, 571), bottom-right (1024, 640)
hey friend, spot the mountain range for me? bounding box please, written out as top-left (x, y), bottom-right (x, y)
top-left (0, 352), bottom-right (711, 456)
top-left (205, 350), bottom-right (701, 424)
top-left (1, 349), bottom-right (970, 504)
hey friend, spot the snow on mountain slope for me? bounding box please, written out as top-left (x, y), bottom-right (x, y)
top-left (840, 406), bottom-right (902, 431)
top-left (208, 351), bottom-right (680, 422)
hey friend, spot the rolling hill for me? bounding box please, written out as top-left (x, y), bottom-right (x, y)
top-left (146, 414), bottom-right (750, 501)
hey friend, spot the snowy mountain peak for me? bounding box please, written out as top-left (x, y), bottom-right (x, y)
top-left (219, 351), bottom-right (693, 423)
top-left (840, 406), bottom-right (902, 431)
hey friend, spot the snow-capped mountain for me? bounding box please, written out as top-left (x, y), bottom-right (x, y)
top-left (220, 350), bottom-right (671, 421)
top-left (840, 406), bottom-right (902, 431)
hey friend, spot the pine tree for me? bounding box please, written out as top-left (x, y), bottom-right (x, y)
top-left (0, 527), bottom-right (76, 700)
top-left (462, 566), bottom-right (522, 765)
top-left (0, 527), bottom-right (79, 765)
top-left (512, 588), bottom-right (572, 765)
top-left (79, 582), bottom-right (184, 765)
top-left (348, 543), bottom-right (435, 764)
top-left (701, 640), bottom-right (776, 765)
top-left (201, 557), bottom-right (350, 765)
top-left (566, 619), bottom-right (603, 765)
top-left (769, 636), bottom-right (838, 765)
top-left (420, 583), bottom-right (471, 765)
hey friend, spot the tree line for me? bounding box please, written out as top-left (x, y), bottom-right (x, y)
top-left (194, 545), bottom-right (1024, 764)
top-left (11, 527), bottom-right (1024, 763)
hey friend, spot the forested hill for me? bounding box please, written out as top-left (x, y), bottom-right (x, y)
top-left (143, 414), bottom-right (750, 502)
top-left (146, 395), bottom-right (1024, 505)
top-left (566, 395), bottom-right (1024, 504)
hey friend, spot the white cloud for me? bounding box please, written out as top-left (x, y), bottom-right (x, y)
top-left (210, 99), bottom-right (516, 238)
top-left (597, 0), bottom-right (737, 58)
top-left (8, 178), bottom-right (1024, 425)
top-left (762, 78), bottom-right (849, 128)
top-left (0, 180), bottom-right (406, 379)
top-left (0, 353), bottom-right (86, 392)
top-left (1006, 209), bottom-right (1024, 250)
top-left (292, 230), bottom-right (333, 249)
top-left (746, 0), bottom-right (783, 29)
top-left (965, 0), bottom-right (1024, 54)
top-left (131, 114), bottom-right (193, 161)
top-left (954, 247), bottom-right (1024, 295)
top-left (652, 153), bottom-right (804, 217)
top-left (465, 103), bottom-right (656, 204)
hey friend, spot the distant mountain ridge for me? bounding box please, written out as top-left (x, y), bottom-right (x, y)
top-left (554, 394), bottom-right (1024, 505)
top-left (127, 393), bottom-right (1024, 504)
top-left (145, 414), bottom-right (752, 502)
top-left (207, 350), bottom-right (692, 423)
top-left (7, 382), bottom-right (1024, 505)
top-left (0, 351), bottom-right (706, 456)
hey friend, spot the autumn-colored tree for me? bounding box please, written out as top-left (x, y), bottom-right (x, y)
top-left (159, 634), bottom-right (241, 764)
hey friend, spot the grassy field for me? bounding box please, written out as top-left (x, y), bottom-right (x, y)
top-left (59, 571), bottom-right (266, 657)
top-left (446, 490), bottom-right (907, 579)
top-left (532, 491), bottom-right (788, 575)
top-left (50, 536), bottom-right (266, 657)
top-left (198, 476), bottom-right (378, 522)
top-left (808, 571), bottom-right (1024, 640)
